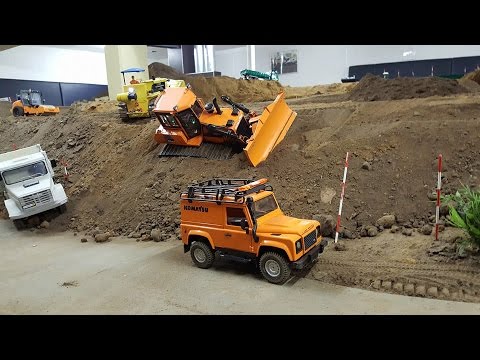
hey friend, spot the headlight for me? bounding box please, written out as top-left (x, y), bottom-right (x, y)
top-left (128, 87), bottom-right (135, 93)
top-left (295, 239), bottom-right (302, 254)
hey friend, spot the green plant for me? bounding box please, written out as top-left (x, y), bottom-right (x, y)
top-left (442, 185), bottom-right (480, 246)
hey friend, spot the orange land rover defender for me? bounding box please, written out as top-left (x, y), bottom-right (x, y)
top-left (180, 178), bottom-right (328, 284)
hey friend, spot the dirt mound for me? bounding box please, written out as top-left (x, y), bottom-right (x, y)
top-left (74, 97), bottom-right (118, 113)
top-left (1, 78), bottom-right (480, 301)
top-left (464, 69), bottom-right (480, 85)
top-left (0, 102), bottom-right (11, 117)
top-left (148, 62), bottom-right (284, 103)
top-left (349, 74), bottom-right (469, 101)
top-left (284, 82), bottom-right (356, 99)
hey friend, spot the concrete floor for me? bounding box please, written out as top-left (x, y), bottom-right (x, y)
top-left (1, 220), bottom-right (479, 315)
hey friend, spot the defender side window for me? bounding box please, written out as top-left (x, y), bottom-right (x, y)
top-left (226, 207), bottom-right (246, 227)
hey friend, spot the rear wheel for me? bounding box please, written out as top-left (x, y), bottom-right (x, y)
top-left (12, 107), bottom-right (24, 117)
top-left (190, 241), bottom-right (215, 269)
top-left (13, 219), bottom-right (26, 230)
top-left (259, 252), bottom-right (291, 284)
top-left (57, 204), bottom-right (67, 214)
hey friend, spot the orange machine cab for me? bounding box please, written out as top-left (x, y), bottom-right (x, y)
top-left (179, 178), bottom-right (328, 284)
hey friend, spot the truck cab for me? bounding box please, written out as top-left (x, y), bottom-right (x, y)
top-left (180, 178), bottom-right (327, 284)
top-left (0, 144), bottom-right (68, 229)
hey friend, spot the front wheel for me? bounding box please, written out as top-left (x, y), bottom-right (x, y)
top-left (259, 252), bottom-right (291, 284)
top-left (57, 204), bottom-right (67, 214)
top-left (13, 219), bottom-right (26, 230)
top-left (190, 241), bottom-right (215, 269)
top-left (12, 107), bottom-right (24, 117)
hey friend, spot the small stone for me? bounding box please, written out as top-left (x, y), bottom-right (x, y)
top-left (413, 111), bottom-right (421, 116)
top-left (100, 123), bottom-right (109, 130)
top-left (151, 229), bottom-right (162, 242)
top-left (381, 280), bottom-right (392, 290)
top-left (376, 214), bottom-right (396, 228)
top-left (307, 199), bottom-right (313, 205)
top-left (154, 193), bottom-right (161, 199)
top-left (81, 238), bottom-right (88, 243)
top-left (404, 284), bottom-right (415, 295)
top-left (367, 226), bottom-right (378, 237)
top-left (342, 229), bottom-right (354, 239)
top-left (420, 224), bottom-right (432, 235)
top-left (390, 225), bottom-right (400, 233)
top-left (39, 220), bottom-right (49, 229)
top-left (360, 227), bottom-right (368, 237)
top-left (439, 203), bottom-right (450, 216)
top-left (427, 287), bottom-right (438, 297)
top-left (131, 232), bottom-right (142, 239)
top-left (427, 192), bottom-right (437, 201)
top-left (333, 242), bottom-right (346, 251)
top-left (416, 285), bottom-right (426, 296)
top-left (441, 288), bottom-right (450, 297)
top-left (94, 233), bottom-right (111, 243)
top-left (372, 280), bottom-right (381, 289)
top-left (393, 282), bottom-right (403, 292)
top-left (141, 235), bottom-right (152, 242)
top-left (402, 228), bottom-right (413, 236)
top-left (361, 161), bottom-right (372, 171)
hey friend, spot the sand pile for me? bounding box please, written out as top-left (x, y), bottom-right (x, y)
top-left (148, 62), bottom-right (285, 103)
top-left (284, 82), bottom-right (356, 99)
top-left (349, 74), bottom-right (469, 101)
top-left (464, 69), bottom-right (480, 85)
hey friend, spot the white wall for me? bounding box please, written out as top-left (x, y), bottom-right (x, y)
top-left (0, 45), bottom-right (107, 84)
top-left (255, 45), bottom-right (480, 87)
top-left (214, 46), bottom-right (247, 78)
top-left (147, 47), bottom-right (168, 66)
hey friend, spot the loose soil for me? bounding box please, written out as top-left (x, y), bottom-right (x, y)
top-left (1, 66), bottom-right (480, 302)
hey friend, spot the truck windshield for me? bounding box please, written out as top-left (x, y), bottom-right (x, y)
top-left (30, 92), bottom-right (42, 106)
top-left (2, 161), bottom-right (47, 185)
top-left (253, 195), bottom-right (278, 219)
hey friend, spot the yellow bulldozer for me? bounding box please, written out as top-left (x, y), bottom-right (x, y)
top-left (116, 67), bottom-right (185, 120)
top-left (152, 86), bottom-right (297, 167)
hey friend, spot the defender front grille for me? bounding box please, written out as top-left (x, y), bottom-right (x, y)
top-left (21, 189), bottom-right (53, 208)
top-left (303, 229), bottom-right (317, 250)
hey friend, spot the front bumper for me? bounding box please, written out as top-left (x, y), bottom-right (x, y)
top-left (291, 239), bottom-right (328, 270)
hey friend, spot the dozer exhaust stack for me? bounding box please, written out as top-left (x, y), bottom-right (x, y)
top-left (243, 92), bottom-right (297, 167)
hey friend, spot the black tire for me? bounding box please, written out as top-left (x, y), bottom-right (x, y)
top-left (190, 241), bottom-right (215, 269)
top-left (13, 219), bottom-right (26, 230)
top-left (57, 204), bottom-right (67, 214)
top-left (12, 107), bottom-right (24, 117)
top-left (259, 251), bottom-right (291, 285)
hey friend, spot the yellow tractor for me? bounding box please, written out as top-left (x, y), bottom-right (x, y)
top-left (116, 68), bottom-right (185, 120)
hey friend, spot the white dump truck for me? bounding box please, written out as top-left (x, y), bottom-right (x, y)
top-left (0, 144), bottom-right (68, 229)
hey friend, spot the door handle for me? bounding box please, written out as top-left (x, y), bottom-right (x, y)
top-left (224, 233), bottom-right (232, 237)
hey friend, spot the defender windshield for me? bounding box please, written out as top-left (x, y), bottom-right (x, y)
top-left (157, 113), bottom-right (179, 128)
top-left (2, 161), bottom-right (48, 185)
top-left (253, 195), bottom-right (278, 219)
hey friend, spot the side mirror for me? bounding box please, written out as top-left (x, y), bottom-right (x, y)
top-left (50, 159), bottom-right (57, 168)
top-left (240, 218), bottom-right (248, 230)
top-left (43, 99), bottom-right (46, 104)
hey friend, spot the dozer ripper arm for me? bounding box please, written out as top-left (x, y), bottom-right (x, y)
top-left (220, 95), bottom-right (253, 116)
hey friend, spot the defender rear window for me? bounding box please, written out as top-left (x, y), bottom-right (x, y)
top-left (2, 161), bottom-right (48, 185)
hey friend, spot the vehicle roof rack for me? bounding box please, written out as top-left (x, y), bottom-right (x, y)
top-left (183, 178), bottom-right (273, 204)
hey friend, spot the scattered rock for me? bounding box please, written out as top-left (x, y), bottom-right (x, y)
top-left (151, 229), bottom-right (162, 242)
top-left (404, 283), bottom-right (415, 295)
top-left (67, 139), bottom-right (76, 147)
top-left (320, 188), bottom-right (336, 204)
top-left (333, 242), bottom-right (346, 251)
top-left (401, 228), bottom-right (413, 236)
top-left (141, 235), bottom-right (152, 242)
top-left (415, 285), bottom-right (426, 296)
top-left (439, 203), bottom-right (450, 216)
top-left (73, 144), bottom-right (84, 154)
top-left (372, 280), bottom-right (381, 289)
top-left (367, 226), bottom-right (378, 237)
top-left (439, 228), bottom-right (469, 243)
top-left (94, 233), bottom-right (111, 243)
top-left (307, 199), bottom-right (313, 205)
top-left (393, 282), bottom-right (403, 292)
top-left (359, 227), bottom-right (368, 237)
top-left (100, 123), bottom-right (109, 130)
top-left (81, 238), bottom-right (88, 243)
top-left (440, 288), bottom-right (450, 297)
top-left (413, 111), bottom-right (421, 116)
top-left (427, 192), bottom-right (437, 201)
top-left (381, 280), bottom-right (392, 290)
top-left (342, 229), bottom-right (354, 239)
top-left (131, 232), bottom-right (142, 239)
top-left (427, 287), bottom-right (438, 297)
top-left (420, 224), bottom-right (432, 235)
top-left (361, 161), bottom-right (372, 171)
top-left (376, 214), bottom-right (396, 228)
top-left (313, 214), bottom-right (335, 237)
top-left (39, 220), bottom-right (50, 229)
top-left (390, 225), bottom-right (400, 233)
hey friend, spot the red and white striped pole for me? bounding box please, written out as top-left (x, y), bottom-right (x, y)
top-left (335, 152), bottom-right (349, 243)
top-left (435, 154), bottom-right (443, 241)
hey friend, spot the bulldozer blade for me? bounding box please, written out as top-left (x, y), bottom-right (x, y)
top-left (159, 143), bottom-right (234, 160)
top-left (244, 92), bottom-right (297, 167)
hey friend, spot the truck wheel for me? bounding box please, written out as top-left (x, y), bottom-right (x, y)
top-left (190, 241), bottom-right (215, 269)
top-left (13, 219), bottom-right (26, 230)
top-left (259, 252), bottom-right (291, 285)
top-left (12, 107), bottom-right (24, 117)
top-left (57, 204), bottom-right (67, 214)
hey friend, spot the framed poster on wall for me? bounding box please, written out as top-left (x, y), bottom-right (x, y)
top-left (271, 49), bottom-right (298, 74)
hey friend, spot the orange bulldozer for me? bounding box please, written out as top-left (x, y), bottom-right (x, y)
top-left (153, 86), bottom-right (297, 167)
